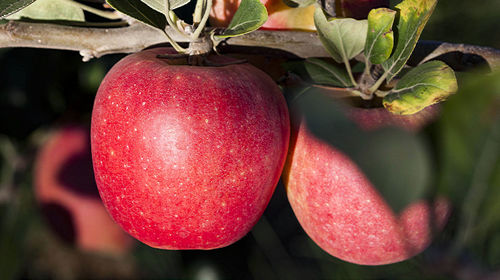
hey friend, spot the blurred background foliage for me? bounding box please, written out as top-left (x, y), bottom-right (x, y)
top-left (0, 1), bottom-right (499, 279)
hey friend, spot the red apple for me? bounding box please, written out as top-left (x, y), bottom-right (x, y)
top-left (91, 48), bottom-right (290, 250)
top-left (283, 100), bottom-right (450, 265)
top-left (34, 125), bottom-right (133, 255)
top-left (210, 0), bottom-right (316, 31)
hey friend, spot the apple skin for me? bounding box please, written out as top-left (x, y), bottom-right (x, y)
top-left (34, 125), bottom-right (133, 255)
top-left (91, 48), bottom-right (290, 250)
top-left (345, 104), bottom-right (440, 132)
top-left (210, 0), bottom-right (316, 31)
top-left (283, 106), bottom-right (450, 265)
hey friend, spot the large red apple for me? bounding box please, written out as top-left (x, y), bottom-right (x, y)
top-left (283, 98), bottom-right (450, 265)
top-left (91, 48), bottom-right (290, 250)
top-left (210, 0), bottom-right (316, 31)
top-left (34, 125), bottom-right (132, 255)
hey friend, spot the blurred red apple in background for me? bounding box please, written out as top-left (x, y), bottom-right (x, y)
top-left (34, 125), bottom-right (132, 255)
top-left (283, 94), bottom-right (450, 265)
top-left (91, 48), bottom-right (290, 250)
top-left (210, 0), bottom-right (316, 31)
top-left (210, 0), bottom-right (391, 31)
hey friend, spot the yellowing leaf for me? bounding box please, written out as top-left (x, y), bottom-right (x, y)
top-left (381, 0), bottom-right (437, 82)
top-left (365, 8), bottom-right (396, 65)
top-left (384, 61), bottom-right (458, 115)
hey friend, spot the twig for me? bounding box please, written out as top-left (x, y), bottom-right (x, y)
top-left (413, 41), bottom-right (500, 71)
top-left (1, 20), bottom-right (500, 70)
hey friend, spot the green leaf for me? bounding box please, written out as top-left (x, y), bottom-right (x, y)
top-left (107, 0), bottom-right (166, 30)
top-left (365, 8), bottom-right (396, 65)
top-left (141, 0), bottom-right (190, 13)
top-left (217, 0), bottom-right (267, 38)
top-left (383, 61), bottom-right (458, 115)
top-left (381, 0), bottom-right (437, 82)
top-left (304, 58), bottom-right (353, 87)
top-left (7, 0), bottom-right (84, 21)
top-left (314, 7), bottom-right (367, 64)
top-left (0, 0), bottom-right (36, 18)
top-left (283, 0), bottom-right (315, 8)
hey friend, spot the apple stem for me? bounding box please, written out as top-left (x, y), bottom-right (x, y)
top-left (204, 57), bottom-right (248, 67)
top-left (343, 57), bottom-right (358, 87)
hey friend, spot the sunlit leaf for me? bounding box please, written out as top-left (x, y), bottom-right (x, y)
top-left (0, 0), bottom-right (36, 19)
top-left (107, 0), bottom-right (166, 30)
top-left (384, 61), bottom-right (457, 115)
top-left (314, 7), bottom-right (367, 64)
top-left (217, 0), bottom-right (267, 38)
top-left (381, 0), bottom-right (437, 82)
top-left (365, 8), bottom-right (396, 65)
top-left (7, 0), bottom-right (84, 21)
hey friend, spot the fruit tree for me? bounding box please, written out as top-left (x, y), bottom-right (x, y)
top-left (0, 0), bottom-right (499, 279)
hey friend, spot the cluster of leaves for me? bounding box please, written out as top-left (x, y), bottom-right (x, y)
top-left (106, 0), bottom-right (269, 44)
top-left (1, 0), bottom-right (458, 115)
top-left (296, 0), bottom-right (458, 115)
top-left (1, 0), bottom-right (269, 54)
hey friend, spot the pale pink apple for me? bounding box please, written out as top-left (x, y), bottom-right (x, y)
top-left (34, 125), bottom-right (133, 255)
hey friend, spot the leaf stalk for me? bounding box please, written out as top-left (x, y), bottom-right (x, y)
top-left (191, 0), bottom-right (212, 41)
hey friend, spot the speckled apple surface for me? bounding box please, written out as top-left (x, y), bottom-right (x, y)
top-left (91, 48), bottom-right (290, 249)
top-left (35, 126), bottom-right (132, 255)
top-left (284, 119), bottom-right (450, 265)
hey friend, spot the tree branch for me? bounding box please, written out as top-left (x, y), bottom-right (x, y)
top-left (1, 20), bottom-right (500, 72)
